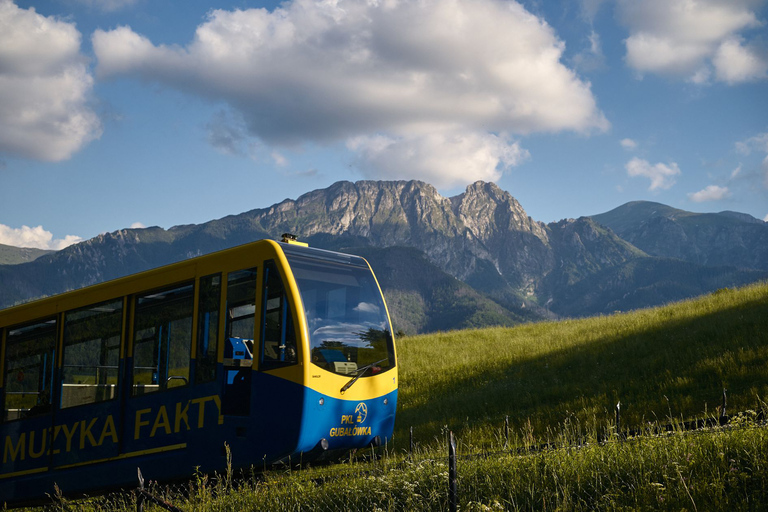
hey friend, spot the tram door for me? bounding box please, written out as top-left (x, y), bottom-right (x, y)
top-left (222, 268), bottom-right (258, 416)
top-left (52, 299), bottom-right (123, 468)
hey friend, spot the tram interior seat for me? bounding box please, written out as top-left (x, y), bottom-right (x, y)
top-left (316, 348), bottom-right (358, 375)
top-left (224, 338), bottom-right (253, 368)
top-left (61, 383), bottom-right (116, 407)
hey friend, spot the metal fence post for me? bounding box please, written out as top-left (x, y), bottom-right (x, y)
top-left (448, 431), bottom-right (458, 512)
top-left (504, 415), bottom-right (510, 450)
top-left (616, 401), bottom-right (621, 438)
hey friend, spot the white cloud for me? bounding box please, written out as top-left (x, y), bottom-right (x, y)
top-left (572, 30), bottom-right (605, 72)
top-left (736, 132), bottom-right (768, 155)
top-left (764, 213), bottom-right (768, 222)
top-left (626, 157), bottom-right (681, 191)
top-left (93, 0), bottom-right (608, 185)
top-left (130, 222), bottom-right (146, 229)
top-left (580, 0), bottom-right (608, 24)
top-left (0, 224), bottom-right (82, 250)
top-left (206, 109), bottom-right (248, 156)
top-left (759, 155), bottom-right (768, 189)
top-left (618, 0), bottom-right (766, 84)
top-left (348, 131), bottom-right (529, 189)
top-left (713, 37), bottom-right (768, 84)
top-left (71, 0), bottom-right (141, 12)
top-left (0, 0), bottom-right (101, 161)
top-left (271, 151), bottom-right (288, 167)
top-left (736, 132), bottom-right (768, 189)
top-left (688, 185), bottom-right (730, 202)
top-left (620, 138), bottom-right (638, 150)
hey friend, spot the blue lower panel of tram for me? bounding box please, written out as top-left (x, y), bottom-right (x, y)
top-left (0, 373), bottom-right (397, 506)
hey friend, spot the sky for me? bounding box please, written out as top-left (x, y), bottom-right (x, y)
top-left (1, 0), bottom-right (767, 250)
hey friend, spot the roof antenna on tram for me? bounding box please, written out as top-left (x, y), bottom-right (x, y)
top-left (281, 233), bottom-right (308, 246)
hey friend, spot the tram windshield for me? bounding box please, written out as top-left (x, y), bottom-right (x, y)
top-left (286, 254), bottom-right (394, 377)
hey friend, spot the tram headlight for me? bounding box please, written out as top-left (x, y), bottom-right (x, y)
top-left (319, 398), bottom-right (325, 406)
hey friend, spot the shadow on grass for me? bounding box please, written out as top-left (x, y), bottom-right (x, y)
top-left (395, 291), bottom-right (768, 445)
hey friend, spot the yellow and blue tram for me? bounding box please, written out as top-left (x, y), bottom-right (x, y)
top-left (0, 236), bottom-right (397, 506)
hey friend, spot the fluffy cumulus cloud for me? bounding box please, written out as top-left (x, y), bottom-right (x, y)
top-left (713, 36), bottom-right (768, 84)
top-left (93, 0), bottom-right (608, 185)
top-left (347, 131), bottom-right (530, 188)
top-left (688, 185), bottom-right (730, 202)
top-left (0, 0), bottom-right (101, 161)
top-left (618, 0), bottom-right (767, 84)
top-left (0, 224), bottom-right (82, 250)
top-left (626, 157), bottom-right (681, 191)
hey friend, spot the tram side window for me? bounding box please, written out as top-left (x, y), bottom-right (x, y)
top-left (260, 261), bottom-right (298, 369)
top-left (61, 299), bottom-right (123, 409)
top-left (2, 319), bottom-right (57, 422)
top-left (132, 283), bottom-right (194, 396)
top-left (226, 268), bottom-right (258, 341)
top-left (196, 274), bottom-right (222, 384)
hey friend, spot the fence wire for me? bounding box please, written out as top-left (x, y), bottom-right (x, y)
top-left (25, 398), bottom-right (768, 511)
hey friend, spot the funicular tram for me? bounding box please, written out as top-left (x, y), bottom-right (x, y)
top-left (0, 235), bottom-right (397, 506)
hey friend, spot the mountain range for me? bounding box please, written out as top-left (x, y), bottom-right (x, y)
top-left (1, 180), bottom-right (766, 334)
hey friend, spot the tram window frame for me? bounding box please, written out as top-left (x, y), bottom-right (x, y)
top-left (196, 273), bottom-right (222, 384)
top-left (260, 260), bottom-right (298, 370)
top-left (60, 298), bottom-right (123, 409)
top-left (131, 282), bottom-right (194, 396)
top-left (2, 318), bottom-right (58, 422)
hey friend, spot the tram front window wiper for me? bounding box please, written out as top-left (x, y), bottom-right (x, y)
top-left (340, 358), bottom-right (387, 395)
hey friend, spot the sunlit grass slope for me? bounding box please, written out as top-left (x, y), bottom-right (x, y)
top-left (395, 281), bottom-right (768, 446)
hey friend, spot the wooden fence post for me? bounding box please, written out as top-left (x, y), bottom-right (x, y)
top-left (720, 388), bottom-right (728, 425)
top-left (137, 468), bottom-right (145, 512)
top-left (504, 415), bottom-right (510, 450)
top-left (448, 431), bottom-right (458, 512)
top-left (409, 426), bottom-right (414, 460)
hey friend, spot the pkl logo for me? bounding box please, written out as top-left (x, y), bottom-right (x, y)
top-left (355, 402), bottom-right (368, 424)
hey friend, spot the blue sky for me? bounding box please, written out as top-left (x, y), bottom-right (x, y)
top-left (1, 0), bottom-right (767, 250)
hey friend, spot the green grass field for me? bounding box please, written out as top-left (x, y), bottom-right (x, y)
top-left (19, 281), bottom-right (768, 511)
top-left (395, 281), bottom-right (768, 449)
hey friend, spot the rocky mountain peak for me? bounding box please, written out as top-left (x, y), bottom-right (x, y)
top-left (2, 181), bottom-right (765, 334)
top-left (451, 181), bottom-right (548, 243)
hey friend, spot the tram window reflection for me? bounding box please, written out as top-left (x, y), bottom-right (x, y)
top-left (287, 255), bottom-right (394, 377)
top-left (61, 299), bottom-right (122, 408)
top-left (132, 283), bottom-right (194, 395)
top-left (196, 274), bottom-right (222, 384)
top-left (260, 261), bottom-right (298, 369)
top-left (2, 319), bottom-right (57, 421)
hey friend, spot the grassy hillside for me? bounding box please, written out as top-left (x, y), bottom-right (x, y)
top-left (395, 281), bottom-right (768, 445)
top-left (0, 244), bottom-right (52, 265)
